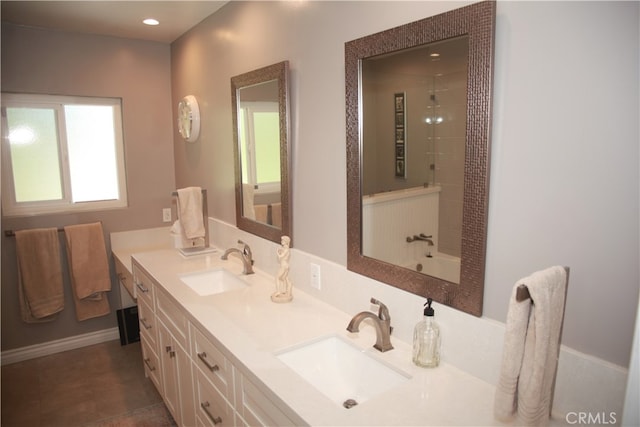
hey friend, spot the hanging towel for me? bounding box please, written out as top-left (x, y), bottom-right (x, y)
top-left (242, 183), bottom-right (256, 220)
top-left (494, 266), bottom-right (568, 426)
top-left (15, 228), bottom-right (64, 323)
top-left (64, 222), bottom-right (111, 321)
top-left (177, 187), bottom-right (205, 240)
top-left (271, 202), bottom-right (282, 228)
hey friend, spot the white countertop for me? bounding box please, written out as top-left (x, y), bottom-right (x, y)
top-left (132, 248), bottom-right (503, 426)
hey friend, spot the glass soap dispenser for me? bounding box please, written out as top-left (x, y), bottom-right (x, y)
top-left (412, 297), bottom-right (441, 368)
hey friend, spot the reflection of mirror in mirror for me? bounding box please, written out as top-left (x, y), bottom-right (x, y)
top-left (361, 36), bottom-right (468, 284)
top-left (231, 61), bottom-right (291, 245)
top-left (346, 1), bottom-right (495, 316)
top-left (237, 79), bottom-right (282, 228)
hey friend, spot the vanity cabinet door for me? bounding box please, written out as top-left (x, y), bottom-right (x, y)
top-left (159, 319), bottom-right (195, 427)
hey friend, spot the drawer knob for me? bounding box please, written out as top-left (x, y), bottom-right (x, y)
top-left (197, 352), bottom-right (220, 372)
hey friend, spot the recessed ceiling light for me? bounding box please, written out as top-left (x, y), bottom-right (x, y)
top-left (430, 52), bottom-right (440, 57)
top-left (143, 18), bottom-right (159, 26)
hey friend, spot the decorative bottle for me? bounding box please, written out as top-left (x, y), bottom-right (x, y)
top-left (412, 298), bottom-right (441, 368)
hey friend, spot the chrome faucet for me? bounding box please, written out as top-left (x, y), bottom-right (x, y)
top-left (406, 233), bottom-right (434, 246)
top-left (346, 298), bottom-right (393, 352)
top-left (221, 239), bottom-right (254, 275)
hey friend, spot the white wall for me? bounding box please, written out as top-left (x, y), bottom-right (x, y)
top-left (171, 0), bottom-right (639, 370)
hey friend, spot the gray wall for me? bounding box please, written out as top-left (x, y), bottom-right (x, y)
top-left (171, 1), bottom-right (639, 367)
top-left (1, 25), bottom-right (176, 350)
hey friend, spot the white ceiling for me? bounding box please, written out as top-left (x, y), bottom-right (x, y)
top-left (1, 1), bottom-right (228, 43)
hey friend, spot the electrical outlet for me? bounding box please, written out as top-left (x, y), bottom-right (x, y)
top-left (162, 208), bottom-right (172, 223)
top-left (310, 263), bottom-right (321, 290)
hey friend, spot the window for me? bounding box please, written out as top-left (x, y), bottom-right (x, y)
top-left (238, 101), bottom-right (281, 194)
top-left (1, 93), bottom-right (127, 216)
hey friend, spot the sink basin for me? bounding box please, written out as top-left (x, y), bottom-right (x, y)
top-left (276, 335), bottom-right (410, 408)
top-left (179, 269), bottom-right (247, 296)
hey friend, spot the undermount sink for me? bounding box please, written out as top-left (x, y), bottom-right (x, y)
top-left (179, 269), bottom-right (247, 296)
top-left (276, 335), bottom-right (410, 408)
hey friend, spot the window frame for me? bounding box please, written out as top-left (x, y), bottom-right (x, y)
top-left (1, 93), bottom-right (128, 217)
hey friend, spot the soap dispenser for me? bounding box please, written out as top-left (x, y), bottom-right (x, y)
top-left (412, 298), bottom-right (441, 368)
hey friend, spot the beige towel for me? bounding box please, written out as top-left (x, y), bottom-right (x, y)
top-left (177, 187), bottom-right (205, 240)
top-left (254, 204), bottom-right (268, 224)
top-left (494, 266), bottom-right (567, 426)
top-left (64, 222), bottom-right (111, 321)
top-left (15, 228), bottom-right (64, 323)
top-left (242, 183), bottom-right (256, 220)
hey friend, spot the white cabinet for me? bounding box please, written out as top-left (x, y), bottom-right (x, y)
top-left (133, 262), bottom-right (194, 427)
top-left (133, 259), bottom-right (302, 427)
top-left (158, 319), bottom-right (195, 427)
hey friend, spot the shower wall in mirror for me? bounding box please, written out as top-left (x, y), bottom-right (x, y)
top-left (346, 1), bottom-right (496, 316)
top-left (232, 61), bottom-right (292, 244)
top-left (362, 36), bottom-right (468, 281)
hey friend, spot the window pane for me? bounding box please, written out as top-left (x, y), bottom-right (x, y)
top-left (65, 105), bottom-right (119, 202)
top-left (253, 111), bottom-right (280, 183)
top-left (6, 107), bottom-right (63, 202)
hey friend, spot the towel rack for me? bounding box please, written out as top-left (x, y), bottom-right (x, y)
top-left (516, 266), bottom-right (571, 302)
top-left (5, 228), bottom-right (64, 237)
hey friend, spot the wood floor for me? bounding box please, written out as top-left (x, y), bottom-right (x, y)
top-left (1, 339), bottom-right (174, 427)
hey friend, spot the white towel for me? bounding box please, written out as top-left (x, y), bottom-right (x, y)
top-left (494, 266), bottom-right (567, 426)
top-left (177, 187), bottom-right (205, 240)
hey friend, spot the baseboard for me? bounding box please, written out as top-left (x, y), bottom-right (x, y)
top-left (0, 327), bottom-right (120, 366)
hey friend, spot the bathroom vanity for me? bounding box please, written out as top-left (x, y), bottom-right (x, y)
top-left (126, 247), bottom-right (503, 427)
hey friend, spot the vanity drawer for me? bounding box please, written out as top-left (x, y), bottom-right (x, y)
top-left (113, 255), bottom-right (135, 300)
top-left (132, 264), bottom-right (155, 308)
top-left (191, 324), bottom-right (233, 400)
top-left (194, 368), bottom-right (235, 427)
top-left (156, 288), bottom-right (189, 349)
top-left (235, 373), bottom-right (298, 427)
top-left (137, 298), bottom-right (157, 347)
top-left (141, 335), bottom-right (163, 395)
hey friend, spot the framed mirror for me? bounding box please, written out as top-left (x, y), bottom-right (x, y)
top-left (231, 61), bottom-right (292, 244)
top-left (346, 1), bottom-right (495, 316)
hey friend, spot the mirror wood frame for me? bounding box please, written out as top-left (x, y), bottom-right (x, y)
top-left (345, 1), bottom-right (495, 316)
top-left (231, 61), bottom-right (292, 245)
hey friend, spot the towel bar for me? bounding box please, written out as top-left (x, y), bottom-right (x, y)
top-left (5, 227), bottom-right (72, 237)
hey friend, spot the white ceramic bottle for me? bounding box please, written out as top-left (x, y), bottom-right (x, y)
top-left (412, 298), bottom-right (441, 368)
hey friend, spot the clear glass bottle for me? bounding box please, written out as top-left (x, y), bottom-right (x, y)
top-left (412, 298), bottom-right (441, 368)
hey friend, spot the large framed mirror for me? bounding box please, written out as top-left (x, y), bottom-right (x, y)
top-left (231, 61), bottom-right (292, 244)
top-left (346, 1), bottom-right (495, 316)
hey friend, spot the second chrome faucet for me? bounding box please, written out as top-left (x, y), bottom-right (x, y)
top-left (346, 298), bottom-right (393, 352)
